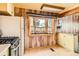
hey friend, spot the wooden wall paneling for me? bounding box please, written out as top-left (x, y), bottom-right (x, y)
top-left (33, 17), bottom-right (36, 33)
top-left (50, 36), bottom-right (55, 46)
top-left (27, 16), bottom-right (35, 48)
top-left (52, 35), bottom-right (55, 45)
top-left (42, 36), bottom-right (44, 46)
top-left (29, 36), bottom-right (31, 48)
top-left (28, 35), bottom-right (56, 48)
top-left (24, 17), bottom-right (27, 49)
top-left (47, 36), bottom-right (50, 46)
top-left (52, 16), bottom-right (56, 45)
top-left (41, 36), bottom-right (44, 46)
top-left (52, 34), bottom-right (56, 45)
top-left (36, 36), bottom-right (40, 47)
top-left (31, 36), bottom-right (33, 48)
top-left (43, 36), bottom-right (46, 46)
top-left (38, 36), bottom-right (41, 47)
top-left (25, 16), bottom-right (31, 48)
top-left (76, 14), bottom-right (79, 33)
top-left (36, 36), bottom-right (39, 47)
top-left (31, 36), bottom-right (35, 48)
top-left (61, 7), bottom-right (79, 17)
top-left (45, 18), bottom-right (48, 33)
top-left (44, 36), bottom-right (48, 46)
top-left (14, 7), bottom-right (23, 16)
top-left (49, 36), bottom-right (51, 46)
top-left (35, 36), bottom-right (38, 47)
top-left (73, 15), bottom-right (76, 33)
top-left (40, 36), bottom-right (43, 47)
top-left (52, 17), bottom-right (55, 33)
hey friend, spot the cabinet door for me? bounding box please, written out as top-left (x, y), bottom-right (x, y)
top-left (0, 3), bottom-right (7, 11)
top-left (58, 33), bottom-right (65, 47)
top-left (64, 34), bottom-right (74, 51)
top-left (58, 33), bottom-right (74, 51)
top-left (0, 3), bottom-right (14, 16)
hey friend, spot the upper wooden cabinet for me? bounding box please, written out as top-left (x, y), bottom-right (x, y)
top-left (0, 3), bottom-right (14, 16)
top-left (14, 7), bottom-right (24, 16)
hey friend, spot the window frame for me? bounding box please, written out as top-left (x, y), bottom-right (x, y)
top-left (29, 16), bottom-right (53, 35)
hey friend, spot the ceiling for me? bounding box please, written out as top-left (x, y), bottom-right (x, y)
top-left (13, 3), bottom-right (79, 12)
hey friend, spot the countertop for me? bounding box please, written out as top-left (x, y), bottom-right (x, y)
top-left (0, 44), bottom-right (11, 55)
top-left (57, 32), bottom-right (79, 35)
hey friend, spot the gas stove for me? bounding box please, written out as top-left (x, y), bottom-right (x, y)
top-left (0, 37), bottom-right (20, 56)
top-left (0, 37), bottom-right (19, 45)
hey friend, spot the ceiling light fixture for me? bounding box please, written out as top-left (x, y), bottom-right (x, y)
top-left (40, 4), bottom-right (65, 13)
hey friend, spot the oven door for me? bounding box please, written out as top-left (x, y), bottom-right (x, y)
top-left (11, 44), bottom-right (20, 56)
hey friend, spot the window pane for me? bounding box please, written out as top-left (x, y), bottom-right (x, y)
top-left (48, 18), bottom-right (52, 33)
top-left (48, 18), bottom-right (52, 28)
top-left (35, 18), bottom-right (45, 28)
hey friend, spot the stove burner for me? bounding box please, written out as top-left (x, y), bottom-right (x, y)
top-left (0, 37), bottom-right (19, 45)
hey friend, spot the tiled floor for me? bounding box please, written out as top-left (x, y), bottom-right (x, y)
top-left (24, 45), bottom-right (79, 56)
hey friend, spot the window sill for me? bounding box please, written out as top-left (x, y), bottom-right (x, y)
top-left (29, 33), bottom-right (54, 36)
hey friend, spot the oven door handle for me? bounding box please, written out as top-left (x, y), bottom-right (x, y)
top-left (13, 39), bottom-right (20, 45)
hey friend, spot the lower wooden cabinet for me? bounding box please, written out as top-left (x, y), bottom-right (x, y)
top-left (58, 33), bottom-right (74, 51)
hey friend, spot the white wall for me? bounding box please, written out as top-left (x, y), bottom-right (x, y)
top-left (0, 16), bottom-right (20, 37)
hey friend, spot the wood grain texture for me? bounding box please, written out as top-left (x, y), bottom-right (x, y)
top-left (28, 35), bottom-right (56, 48)
top-left (61, 7), bottom-right (79, 16)
top-left (14, 7), bottom-right (56, 49)
top-left (59, 5), bottom-right (79, 15)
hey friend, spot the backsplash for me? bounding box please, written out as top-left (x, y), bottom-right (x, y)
top-left (0, 16), bottom-right (21, 37)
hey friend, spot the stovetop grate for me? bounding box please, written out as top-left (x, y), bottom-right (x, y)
top-left (0, 37), bottom-right (19, 45)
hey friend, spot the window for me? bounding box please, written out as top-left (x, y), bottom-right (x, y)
top-left (35, 19), bottom-right (45, 28)
top-left (30, 16), bottom-right (53, 34)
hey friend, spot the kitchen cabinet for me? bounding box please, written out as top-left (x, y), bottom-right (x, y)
top-left (58, 33), bottom-right (74, 51)
top-left (0, 3), bottom-right (14, 16)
